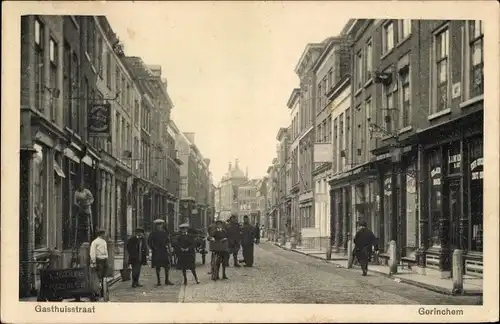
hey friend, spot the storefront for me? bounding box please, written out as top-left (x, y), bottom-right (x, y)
top-left (421, 134), bottom-right (483, 277)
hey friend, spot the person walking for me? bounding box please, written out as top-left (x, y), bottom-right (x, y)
top-left (148, 220), bottom-right (174, 286)
top-left (241, 215), bottom-right (257, 267)
top-left (89, 228), bottom-right (108, 299)
top-left (126, 228), bottom-right (148, 288)
top-left (353, 219), bottom-right (378, 276)
top-left (208, 220), bottom-right (229, 280)
top-left (176, 223), bottom-right (200, 285)
top-left (226, 214), bottom-right (242, 267)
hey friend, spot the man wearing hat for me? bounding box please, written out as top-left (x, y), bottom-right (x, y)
top-left (353, 219), bottom-right (378, 276)
top-left (90, 228), bottom-right (108, 298)
top-left (226, 214), bottom-right (242, 267)
top-left (208, 220), bottom-right (229, 280)
top-left (240, 215), bottom-right (257, 267)
top-left (148, 220), bottom-right (174, 286)
top-left (126, 228), bottom-right (148, 288)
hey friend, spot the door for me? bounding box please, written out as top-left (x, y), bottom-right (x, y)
top-left (448, 178), bottom-right (461, 250)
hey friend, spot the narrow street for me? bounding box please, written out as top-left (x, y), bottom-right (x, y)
top-left (110, 242), bottom-right (481, 305)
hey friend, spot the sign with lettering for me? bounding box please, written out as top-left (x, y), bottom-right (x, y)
top-left (39, 267), bottom-right (90, 300)
top-left (431, 167), bottom-right (441, 186)
top-left (88, 103), bottom-right (111, 137)
top-left (448, 153), bottom-right (462, 174)
top-left (470, 158), bottom-right (483, 180)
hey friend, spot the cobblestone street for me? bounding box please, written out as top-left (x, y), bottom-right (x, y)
top-left (110, 243), bottom-right (481, 304)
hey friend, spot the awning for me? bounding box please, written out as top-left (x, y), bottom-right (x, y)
top-left (53, 161), bottom-right (66, 178)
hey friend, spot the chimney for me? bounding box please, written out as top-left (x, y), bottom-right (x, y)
top-left (235, 159), bottom-right (239, 169)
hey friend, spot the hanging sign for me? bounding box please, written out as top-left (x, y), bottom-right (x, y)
top-left (88, 103), bottom-right (111, 137)
top-left (470, 158), bottom-right (483, 180)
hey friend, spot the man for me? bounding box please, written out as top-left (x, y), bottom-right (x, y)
top-left (148, 221), bottom-right (174, 286)
top-left (226, 214), bottom-right (242, 267)
top-left (74, 184), bottom-right (94, 244)
top-left (89, 228), bottom-right (108, 298)
top-left (241, 215), bottom-right (257, 267)
top-left (208, 220), bottom-right (229, 280)
top-left (126, 228), bottom-right (148, 288)
top-left (353, 219), bottom-right (377, 276)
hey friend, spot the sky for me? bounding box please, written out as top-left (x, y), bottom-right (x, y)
top-left (106, 2), bottom-right (348, 184)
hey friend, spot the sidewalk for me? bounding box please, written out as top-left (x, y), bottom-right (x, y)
top-left (273, 242), bottom-right (483, 296)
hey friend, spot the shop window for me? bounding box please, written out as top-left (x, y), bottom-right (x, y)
top-left (469, 137), bottom-right (483, 252)
top-left (33, 144), bottom-right (47, 249)
top-left (428, 148), bottom-right (442, 247)
top-left (406, 164), bottom-right (418, 248)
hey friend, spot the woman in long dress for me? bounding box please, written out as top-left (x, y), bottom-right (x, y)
top-left (148, 222), bottom-right (174, 286)
top-left (176, 223), bottom-right (200, 285)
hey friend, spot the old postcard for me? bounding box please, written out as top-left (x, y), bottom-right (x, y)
top-left (1, 0), bottom-right (499, 323)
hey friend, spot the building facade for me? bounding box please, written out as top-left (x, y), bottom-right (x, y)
top-left (294, 43), bottom-right (326, 243)
top-left (346, 19), bottom-right (484, 278)
top-left (276, 128), bottom-right (290, 234)
top-left (218, 160), bottom-right (248, 221)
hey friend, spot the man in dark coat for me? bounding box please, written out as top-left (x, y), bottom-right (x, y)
top-left (148, 222), bottom-right (174, 286)
top-left (241, 215), bottom-right (257, 267)
top-left (126, 228), bottom-right (148, 288)
top-left (176, 223), bottom-right (200, 285)
top-left (208, 220), bottom-right (229, 280)
top-left (353, 219), bottom-right (377, 276)
top-left (226, 214), bottom-right (242, 267)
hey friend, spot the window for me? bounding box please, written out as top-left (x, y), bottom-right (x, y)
top-left (428, 148), bottom-right (442, 247)
top-left (63, 43), bottom-right (71, 128)
top-left (327, 114), bottom-right (332, 142)
top-left (384, 82), bottom-right (395, 133)
top-left (365, 41), bottom-right (372, 82)
top-left (339, 113), bottom-right (344, 153)
top-left (317, 124), bottom-right (322, 142)
top-left (96, 34), bottom-right (103, 77)
top-left (34, 18), bottom-right (44, 112)
top-left (399, 19), bottom-right (411, 41)
top-left (469, 20), bottom-right (484, 97)
top-left (468, 137), bottom-right (483, 252)
top-left (365, 99), bottom-right (372, 155)
top-left (400, 67), bottom-right (411, 128)
top-left (121, 77), bottom-right (126, 104)
top-left (322, 120), bottom-right (327, 142)
top-left (345, 108), bottom-right (350, 164)
top-left (134, 99), bottom-right (139, 126)
top-left (434, 28), bottom-right (449, 113)
top-left (115, 67), bottom-right (120, 99)
top-left (106, 50), bottom-right (112, 89)
top-left (383, 21), bottom-right (395, 53)
top-left (356, 50), bottom-right (363, 89)
top-left (49, 38), bottom-right (57, 121)
top-left (33, 143), bottom-right (47, 249)
top-left (115, 112), bottom-right (120, 156)
top-left (328, 69), bottom-right (333, 89)
top-left (86, 17), bottom-right (95, 60)
top-left (71, 53), bottom-right (80, 133)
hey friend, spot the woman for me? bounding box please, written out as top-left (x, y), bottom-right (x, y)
top-left (148, 220), bottom-right (174, 286)
top-left (176, 223), bottom-right (200, 285)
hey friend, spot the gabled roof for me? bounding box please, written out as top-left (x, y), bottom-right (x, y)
top-left (294, 43), bottom-right (325, 76)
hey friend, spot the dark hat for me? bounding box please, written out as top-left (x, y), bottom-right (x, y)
top-left (215, 220), bottom-right (223, 224)
top-left (358, 219), bottom-right (367, 227)
top-left (243, 215), bottom-right (249, 218)
top-left (135, 227), bottom-right (145, 233)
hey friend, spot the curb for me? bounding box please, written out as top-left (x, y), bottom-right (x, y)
top-left (273, 243), bottom-right (482, 297)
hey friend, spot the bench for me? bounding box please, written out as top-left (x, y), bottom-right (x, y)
top-left (377, 253), bottom-right (390, 266)
top-left (400, 257), bottom-right (417, 270)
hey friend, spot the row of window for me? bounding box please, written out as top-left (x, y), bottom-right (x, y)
top-left (316, 115), bottom-right (333, 143)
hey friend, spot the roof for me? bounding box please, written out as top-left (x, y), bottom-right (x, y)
top-left (286, 88), bottom-right (301, 109)
top-left (276, 127), bottom-right (288, 141)
top-left (294, 43), bottom-right (326, 76)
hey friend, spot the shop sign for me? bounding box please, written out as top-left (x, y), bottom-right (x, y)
top-left (88, 103), bottom-right (111, 137)
top-left (470, 158), bottom-right (483, 180)
top-left (448, 153), bottom-right (461, 172)
top-left (431, 167), bottom-right (441, 186)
